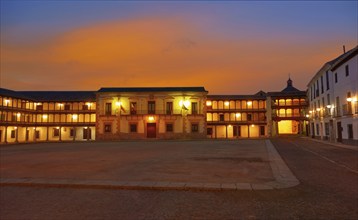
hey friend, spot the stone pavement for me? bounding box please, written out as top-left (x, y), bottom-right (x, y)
top-left (0, 139), bottom-right (299, 191)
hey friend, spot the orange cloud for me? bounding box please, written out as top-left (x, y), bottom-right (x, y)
top-left (1, 16), bottom-right (356, 94)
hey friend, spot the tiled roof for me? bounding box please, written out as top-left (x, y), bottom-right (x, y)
top-left (98, 87), bottom-right (208, 93)
top-left (0, 88), bottom-right (31, 100)
top-left (267, 91), bottom-right (306, 97)
top-left (0, 88), bottom-right (96, 102)
top-left (331, 46), bottom-right (357, 71)
top-left (207, 95), bottom-right (267, 100)
top-left (20, 91), bottom-right (96, 102)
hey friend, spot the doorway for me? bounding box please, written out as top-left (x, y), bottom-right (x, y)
top-left (83, 128), bottom-right (92, 140)
top-left (147, 123), bottom-right (156, 138)
top-left (337, 122), bottom-right (342, 142)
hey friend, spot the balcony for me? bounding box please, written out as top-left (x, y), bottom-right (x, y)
top-left (342, 104), bottom-right (353, 116)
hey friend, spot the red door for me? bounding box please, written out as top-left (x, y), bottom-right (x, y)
top-left (147, 123), bottom-right (156, 138)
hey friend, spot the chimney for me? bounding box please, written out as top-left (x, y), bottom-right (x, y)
top-left (343, 45), bottom-right (346, 53)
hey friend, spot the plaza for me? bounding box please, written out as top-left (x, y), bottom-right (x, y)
top-left (0, 139), bottom-right (298, 190)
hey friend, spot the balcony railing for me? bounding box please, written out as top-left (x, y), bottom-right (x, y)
top-left (342, 104), bottom-right (353, 116)
top-left (103, 109), bottom-right (201, 116)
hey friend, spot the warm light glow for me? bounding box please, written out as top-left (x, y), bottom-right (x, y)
top-left (206, 101), bottom-right (212, 106)
top-left (4, 99), bottom-right (10, 104)
top-left (86, 102), bottom-right (92, 107)
top-left (179, 100), bottom-right (190, 108)
top-left (353, 97), bottom-right (357, 102)
top-left (316, 108), bottom-right (321, 111)
top-left (306, 114), bottom-right (310, 118)
top-left (16, 113), bottom-right (21, 117)
top-left (309, 110), bottom-right (312, 113)
top-left (72, 114), bottom-right (78, 120)
top-left (235, 113), bottom-right (241, 117)
top-left (84, 126), bottom-right (88, 129)
top-left (228, 124), bottom-right (232, 127)
top-left (251, 124), bottom-right (255, 127)
top-left (42, 115), bottom-right (48, 119)
top-left (326, 105), bottom-right (331, 109)
top-left (148, 116), bottom-right (155, 122)
top-left (346, 97), bottom-right (352, 102)
top-left (115, 101), bottom-right (121, 107)
top-left (58, 103), bottom-right (64, 107)
top-left (14, 127), bottom-right (17, 130)
top-left (247, 101), bottom-right (252, 106)
top-left (56, 127), bottom-right (60, 129)
top-left (224, 101), bottom-right (229, 106)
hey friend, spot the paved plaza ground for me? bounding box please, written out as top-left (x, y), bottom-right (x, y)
top-left (1, 138), bottom-right (357, 219)
top-left (0, 139), bottom-right (297, 190)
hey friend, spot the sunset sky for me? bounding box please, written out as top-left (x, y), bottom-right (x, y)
top-left (1, 1), bottom-right (357, 94)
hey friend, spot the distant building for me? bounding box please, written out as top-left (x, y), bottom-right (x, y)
top-left (307, 46), bottom-right (358, 145)
top-left (267, 78), bottom-right (308, 136)
top-left (206, 92), bottom-right (268, 138)
top-left (0, 88), bottom-right (96, 143)
top-left (95, 87), bottom-right (208, 140)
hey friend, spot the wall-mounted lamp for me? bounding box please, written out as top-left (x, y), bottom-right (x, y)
top-left (148, 116), bottom-right (155, 122)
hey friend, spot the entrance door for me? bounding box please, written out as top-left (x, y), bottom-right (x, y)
top-left (83, 128), bottom-right (92, 140)
top-left (0, 130), bottom-right (2, 142)
top-left (337, 122), bottom-right (342, 142)
top-left (147, 123), bottom-right (156, 138)
top-left (26, 130), bottom-right (29, 141)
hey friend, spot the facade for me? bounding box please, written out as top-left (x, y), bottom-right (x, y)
top-left (206, 92), bottom-right (268, 138)
top-left (307, 46), bottom-right (358, 145)
top-left (95, 87), bottom-right (208, 140)
top-left (0, 88), bottom-right (96, 144)
top-left (1, 81), bottom-right (310, 143)
top-left (267, 78), bottom-right (309, 136)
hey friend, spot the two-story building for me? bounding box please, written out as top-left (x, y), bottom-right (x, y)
top-left (267, 78), bottom-right (308, 136)
top-left (206, 91), bottom-right (268, 138)
top-left (0, 88), bottom-right (96, 143)
top-left (95, 87), bottom-right (208, 140)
